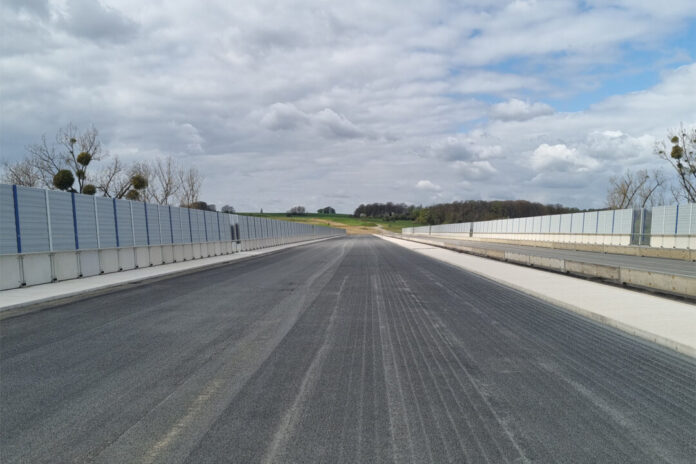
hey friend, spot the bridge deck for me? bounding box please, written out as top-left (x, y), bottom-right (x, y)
top-left (1, 236), bottom-right (693, 463)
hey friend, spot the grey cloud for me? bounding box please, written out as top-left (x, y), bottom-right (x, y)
top-left (260, 103), bottom-right (311, 131)
top-left (59, 0), bottom-right (138, 43)
top-left (430, 135), bottom-right (502, 161)
top-left (314, 109), bottom-right (364, 139)
top-left (3, 0), bottom-right (50, 19)
top-left (260, 104), bottom-right (364, 139)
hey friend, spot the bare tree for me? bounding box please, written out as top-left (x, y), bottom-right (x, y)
top-left (149, 157), bottom-right (180, 205)
top-left (21, 123), bottom-right (103, 193)
top-left (99, 156), bottom-right (199, 205)
top-left (25, 134), bottom-right (63, 188)
top-left (57, 123), bottom-right (103, 193)
top-left (178, 166), bottom-right (203, 207)
top-left (96, 156), bottom-right (149, 200)
top-left (656, 124), bottom-right (696, 202)
top-left (606, 169), bottom-right (665, 209)
top-left (1, 158), bottom-right (42, 186)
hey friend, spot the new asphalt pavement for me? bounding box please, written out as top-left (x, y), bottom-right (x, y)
top-left (1, 236), bottom-right (694, 463)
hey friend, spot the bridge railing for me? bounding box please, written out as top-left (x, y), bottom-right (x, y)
top-left (402, 204), bottom-right (696, 250)
top-left (0, 184), bottom-right (344, 290)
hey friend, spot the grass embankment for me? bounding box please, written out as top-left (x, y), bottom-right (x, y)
top-left (241, 213), bottom-right (419, 234)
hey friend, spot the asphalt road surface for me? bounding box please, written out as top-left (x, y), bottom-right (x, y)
top-left (404, 235), bottom-right (696, 277)
top-left (1, 236), bottom-right (694, 463)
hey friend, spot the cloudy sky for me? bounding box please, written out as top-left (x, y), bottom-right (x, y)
top-left (1, 0), bottom-right (695, 212)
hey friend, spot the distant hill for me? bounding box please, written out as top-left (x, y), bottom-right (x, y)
top-left (354, 200), bottom-right (581, 226)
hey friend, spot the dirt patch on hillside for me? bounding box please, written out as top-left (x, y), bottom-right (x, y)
top-left (300, 218), bottom-right (381, 235)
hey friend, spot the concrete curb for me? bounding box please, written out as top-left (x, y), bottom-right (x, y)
top-left (378, 235), bottom-right (696, 359)
top-left (0, 237), bottom-right (337, 319)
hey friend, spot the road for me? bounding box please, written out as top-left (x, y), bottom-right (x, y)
top-left (402, 235), bottom-right (696, 277)
top-left (1, 236), bottom-right (694, 463)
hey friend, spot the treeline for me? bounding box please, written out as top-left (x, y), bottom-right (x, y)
top-left (353, 202), bottom-right (415, 219)
top-left (354, 200), bottom-right (580, 225)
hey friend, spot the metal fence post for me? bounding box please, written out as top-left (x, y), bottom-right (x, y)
top-left (129, 201), bottom-right (136, 244)
top-left (144, 202), bottom-right (150, 245)
top-left (71, 192), bottom-right (79, 249)
top-left (169, 206), bottom-right (174, 243)
top-left (611, 210), bottom-right (615, 235)
top-left (113, 198), bottom-right (120, 248)
top-left (187, 208), bottom-right (193, 244)
top-left (94, 195), bottom-right (101, 249)
top-left (12, 185), bottom-right (22, 253)
top-left (158, 206), bottom-right (163, 244)
top-left (130, 200), bottom-right (137, 266)
top-left (45, 190), bottom-right (53, 252)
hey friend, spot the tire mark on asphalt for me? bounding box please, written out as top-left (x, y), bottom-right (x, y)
top-left (261, 276), bottom-right (348, 464)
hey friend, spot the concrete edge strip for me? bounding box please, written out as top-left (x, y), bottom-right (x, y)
top-left (0, 237), bottom-right (337, 319)
top-left (377, 235), bottom-right (696, 359)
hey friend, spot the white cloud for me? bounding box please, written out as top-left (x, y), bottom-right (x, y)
top-left (490, 99), bottom-right (554, 121)
top-left (530, 143), bottom-right (600, 172)
top-left (451, 72), bottom-right (544, 95)
top-left (452, 160), bottom-right (497, 180)
top-left (416, 180), bottom-right (441, 191)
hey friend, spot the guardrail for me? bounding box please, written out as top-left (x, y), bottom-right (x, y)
top-left (403, 204), bottom-right (696, 251)
top-left (0, 184), bottom-right (345, 290)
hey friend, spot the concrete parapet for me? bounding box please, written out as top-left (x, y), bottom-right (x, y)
top-left (135, 247), bottom-right (150, 268)
top-left (23, 254), bottom-right (52, 286)
top-left (54, 252), bottom-right (80, 281)
top-left (118, 248), bottom-right (135, 271)
top-left (173, 244), bottom-right (184, 262)
top-left (0, 255), bottom-right (22, 290)
top-left (162, 245), bottom-right (174, 264)
top-left (192, 243), bottom-right (202, 258)
top-left (100, 249), bottom-right (119, 274)
top-left (183, 244), bottom-right (193, 260)
top-left (505, 252), bottom-right (530, 265)
top-left (484, 249), bottom-right (506, 260)
top-left (565, 261), bottom-right (620, 281)
top-left (529, 255), bottom-right (565, 272)
top-left (149, 246), bottom-right (163, 266)
top-left (620, 268), bottom-right (696, 298)
top-left (80, 251), bottom-right (100, 277)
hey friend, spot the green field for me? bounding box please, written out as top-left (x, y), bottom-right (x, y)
top-left (240, 212), bottom-right (419, 233)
